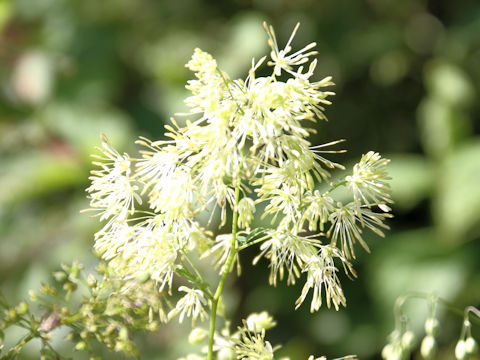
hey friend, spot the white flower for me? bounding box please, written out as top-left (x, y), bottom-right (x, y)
top-left (237, 197), bottom-right (256, 230)
top-left (346, 151), bottom-right (392, 210)
top-left (328, 202), bottom-right (391, 259)
top-left (184, 48), bottom-right (228, 115)
top-left (106, 220), bottom-right (179, 291)
top-left (264, 22), bottom-right (317, 77)
top-left (86, 137), bottom-right (141, 222)
top-left (146, 167), bottom-right (196, 220)
top-left (93, 220), bottom-right (134, 260)
top-left (245, 312), bottom-right (276, 332)
top-left (253, 231), bottom-right (319, 286)
top-left (201, 233), bottom-right (240, 275)
top-left (328, 203), bottom-right (366, 260)
top-left (168, 286), bottom-right (208, 325)
top-left (235, 327), bottom-right (275, 360)
top-left (301, 191), bottom-right (335, 232)
top-left (295, 246), bottom-right (352, 312)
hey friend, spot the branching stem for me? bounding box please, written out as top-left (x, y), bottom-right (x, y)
top-left (207, 184), bottom-right (241, 360)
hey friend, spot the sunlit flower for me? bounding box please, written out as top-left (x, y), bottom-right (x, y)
top-left (245, 312), bottom-right (277, 332)
top-left (264, 22), bottom-right (317, 77)
top-left (168, 286), bottom-right (208, 325)
top-left (253, 231), bottom-right (320, 286)
top-left (237, 197), bottom-right (256, 230)
top-left (295, 246), bottom-right (352, 312)
top-left (328, 202), bottom-right (391, 259)
top-left (235, 326), bottom-right (275, 360)
top-left (202, 234), bottom-right (240, 275)
top-left (86, 137), bottom-right (141, 222)
top-left (86, 23), bottom-right (392, 326)
top-left (346, 151), bottom-right (392, 210)
top-left (301, 191), bottom-right (335, 232)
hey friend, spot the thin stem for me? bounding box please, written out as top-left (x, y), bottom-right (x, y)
top-left (392, 292), bottom-right (480, 329)
top-left (322, 179), bottom-right (347, 197)
top-left (207, 185), bottom-right (241, 360)
top-left (237, 233), bottom-right (274, 251)
top-left (179, 252), bottom-right (213, 299)
top-left (216, 69), bottom-right (244, 115)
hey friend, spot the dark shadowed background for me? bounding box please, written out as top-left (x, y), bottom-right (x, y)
top-left (1, 0), bottom-right (479, 358)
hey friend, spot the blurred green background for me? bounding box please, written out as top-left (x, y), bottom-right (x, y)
top-left (0, 0), bottom-right (479, 358)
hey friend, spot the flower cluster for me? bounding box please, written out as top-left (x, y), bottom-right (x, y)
top-left (85, 22), bottom-right (392, 359)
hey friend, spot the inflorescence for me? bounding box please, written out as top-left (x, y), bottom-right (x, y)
top-left (85, 22), bottom-right (393, 359)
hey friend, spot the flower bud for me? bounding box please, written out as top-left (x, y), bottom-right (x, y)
top-left (237, 197), bottom-right (255, 230)
top-left (424, 317), bottom-right (440, 336)
top-left (53, 271), bottom-right (67, 283)
top-left (15, 301), bottom-right (28, 315)
top-left (87, 275), bottom-right (97, 287)
top-left (119, 327), bottom-right (129, 341)
top-left (217, 347), bottom-right (235, 360)
top-left (401, 331), bottom-right (415, 350)
top-left (420, 335), bottom-right (437, 359)
top-left (381, 344), bottom-right (393, 359)
top-left (188, 327), bottom-right (208, 344)
top-left (455, 340), bottom-right (467, 360)
top-left (245, 311), bottom-right (276, 332)
top-left (75, 341), bottom-right (86, 351)
top-left (465, 337), bottom-right (478, 354)
top-left (28, 290), bottom-right (38, 302)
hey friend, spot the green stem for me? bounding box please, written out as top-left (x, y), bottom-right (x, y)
top-left (207, 185), bottom-right (241, 360)
top-left (322, 179), bottom-right (347, 197)
top-left (237, 233), bottom-right (274, 251)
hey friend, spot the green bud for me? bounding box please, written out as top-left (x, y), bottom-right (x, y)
top-left (388, 330), bottom-right (401, 342)
top-left (15, 301), bottom-right (28, 315)
top-left (95, 262), bottom-right (108, 275)
top-left (87, 275), bottom-right (97, 287)
top-left (7, 308), bottom-right (17, 321)
top-left (53, 271), bottom-right (67, 283)
top-left (401, 330), bottom-right (415, 350)
top-left (188, 327), bottom-right (208, 345)
top-left (217, 347), bottom-right (235, 360)
top-left (245, 311), bottom-right (277, 332)
top-left (75, 341), bottom-right (87, 351)
top-left (147, 321), bottom-right (158, 331)
top-left (119, 327), bottom-right (129, 341)
top-left (63, 282), bottom-right (77, 292)
top-left (465, 337), bottom-right (478, 354)
top-left (420, 335), bottom-right (437, 359)
top-left (424, 317), bottom-right (440, 336)
top-left (28, 290), bottom-right (38, 302)
top-left (136, 272), bottom-right (151, 283)
top-left (70, 262), bottom-right (81, 279)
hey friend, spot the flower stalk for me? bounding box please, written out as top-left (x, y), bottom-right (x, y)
top-left (207, 184), bottom-right (241, 360)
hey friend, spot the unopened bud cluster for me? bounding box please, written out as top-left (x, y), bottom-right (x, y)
top-left (383, 296), bottom-right (479, 360)
top-left (0, 261), bottom-right (165, 358)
